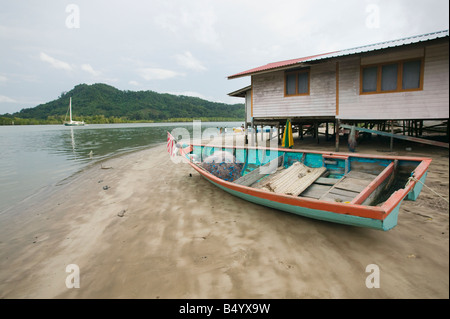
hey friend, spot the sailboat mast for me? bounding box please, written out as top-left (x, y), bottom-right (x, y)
top-left (69, 97), bottom-right (72, 122)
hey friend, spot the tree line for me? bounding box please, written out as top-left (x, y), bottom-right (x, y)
top-left (0, 83), bottom-right (245, 125)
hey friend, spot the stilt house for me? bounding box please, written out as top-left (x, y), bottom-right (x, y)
top-left (228, 30), bottom-right (449, 149)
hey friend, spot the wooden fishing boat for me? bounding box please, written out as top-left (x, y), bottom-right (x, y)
top-left (167, 133), bottom-right (431, 231)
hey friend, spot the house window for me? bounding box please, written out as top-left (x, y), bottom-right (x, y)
top-left (402, 60), bottom-right (422, 90)
top-left (381, 63), bottom-right (398, 92)
top-left (285, 69), bottom-right (310, 96)
top-left (286, 73), bottom-right (297, 95)
top-left (362, 66), bottom-right (377, 92)
top-left (360, 58), bottom-right (424, 94)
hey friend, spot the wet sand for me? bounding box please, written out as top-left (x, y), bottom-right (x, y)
top-left (0, 134), bottom-right (448, 299)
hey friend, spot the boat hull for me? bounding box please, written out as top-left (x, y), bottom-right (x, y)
top-left (198, 171), bottom-right (429, 231)
top-left (191, 163), bottom-right (402, 230)
top-left (64, 122), bottom-right (85, 126)
top-left (169, 136), bottom-right (431, 231)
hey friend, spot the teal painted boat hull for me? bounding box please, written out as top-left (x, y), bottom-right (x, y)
top-left (170, 137), bottom-right (432, 231)
top-left (210, 179), bottom-right (395, 230)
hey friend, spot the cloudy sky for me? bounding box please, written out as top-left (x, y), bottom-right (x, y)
top-left (0, 0), bottom-right (448, 114)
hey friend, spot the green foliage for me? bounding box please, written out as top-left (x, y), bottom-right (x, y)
top-left (1, 83), bottom-right (245, 125)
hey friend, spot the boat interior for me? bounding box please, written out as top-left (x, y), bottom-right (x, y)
top-left (187, 145), bottom-right (421, 207)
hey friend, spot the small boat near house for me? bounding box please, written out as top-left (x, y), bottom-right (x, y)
top-left (167, 132), bottom-right (431, 231)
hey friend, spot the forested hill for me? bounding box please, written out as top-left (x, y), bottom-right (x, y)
top-left (1, 83), bottom-right (245, 124)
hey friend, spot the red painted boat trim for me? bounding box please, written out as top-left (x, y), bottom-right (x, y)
top-left (323, 154), bottom-right (349, 160)
top-left (191, 143), bottom-right (431, 163)
top-left (188, 162), bottom-right (386, 220)
top-left (381, 158), bottom-right (432, 214)
top-left (184, 143), bottom-right (432, 221)
top-left (351, 162), bottom-right (395, 205)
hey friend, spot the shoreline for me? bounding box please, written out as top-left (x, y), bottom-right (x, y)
top-left (0, 136), bottom-right (448, 298)
top-left (0, 138), bottom-right (167, 217)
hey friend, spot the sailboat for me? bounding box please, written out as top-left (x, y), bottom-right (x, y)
top-left (64, 97), bottom-right (85, 126)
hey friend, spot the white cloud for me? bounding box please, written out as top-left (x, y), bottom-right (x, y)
top-left (0, 24), bottom-right (36, 40)
top-left (128, 80), bottom-right (140, 86)
top-left (39, 52), bottom-right (73, 71)
top-left (175, 51), bottom-right (207, 71)
top-left (0, 95), bottom-right (17, 103)
top-left (182, 5), bottom-right (219, 47)
top-left (2, 73), bottom-right (39, 83)
top-left (154, 1), bottom-right (220, 48)
top-left (154, 12), bottom-right (178, 33)
top-left (138, 68), bottom-right (185, 80)
top-left (81, 64), bottom-right (101, 76)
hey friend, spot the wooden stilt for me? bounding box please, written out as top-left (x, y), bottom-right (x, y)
top-left (335, 119), bottom-right (340, 152)
top-left (252, 124), bottom-right (256, 146)
top-left (390, 120), bottom-right (394, 151)
top-left (244, 121), bottom-right (248, 145)
top-left (277, 124), bottom-right (280, 145)
top-left (447, 120), bottom-right (449, 140)
top-left (316, 121), bottom-right (320, 144)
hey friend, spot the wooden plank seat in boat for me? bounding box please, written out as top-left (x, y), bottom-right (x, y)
top-left (300, 170), bottom-right (378, 203)
top-left (299, 164), bottom-right (401, 206)
top-left (233, 155), bottom-right (284, 187)
top-left (255, 162), bottom-right (327, 196)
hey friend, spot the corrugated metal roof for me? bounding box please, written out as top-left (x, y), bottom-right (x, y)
top-left (227, 52), bottom-right (337, 80)
top-left (228, 30), bottom-right (449, 79)
top-left (228, 85), bottom-right (252, 97)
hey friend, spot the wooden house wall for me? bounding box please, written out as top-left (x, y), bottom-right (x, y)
top-left (249, 40), bottom-right (448, 122)
top-left (251, 62), bottom-right (336, 118)
top-left (337, 42), bottom-right (449, 120)
top-left (245, 89), bottom-right (252, 122)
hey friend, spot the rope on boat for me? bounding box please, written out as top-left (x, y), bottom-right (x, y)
top-left (409, 176), bottom-right (449, 204)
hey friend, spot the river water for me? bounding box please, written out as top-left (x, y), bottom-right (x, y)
top-left (0, 121), bottom-right (242, 214)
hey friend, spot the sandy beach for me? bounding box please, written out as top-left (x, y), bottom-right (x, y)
top-left (0, 134), bottom-right (448, 299)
